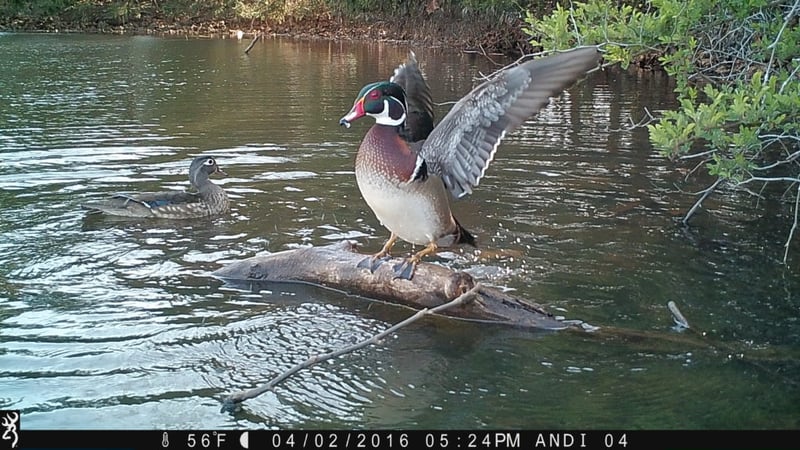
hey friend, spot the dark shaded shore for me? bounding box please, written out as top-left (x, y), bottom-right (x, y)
top-left (0, 8), bottom-right (536, 56)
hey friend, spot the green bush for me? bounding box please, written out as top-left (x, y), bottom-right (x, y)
top-left (525, 0), bottom-right (800, 262)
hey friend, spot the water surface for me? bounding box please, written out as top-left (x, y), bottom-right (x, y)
top-left (0, 33), bottom-right (798, 430)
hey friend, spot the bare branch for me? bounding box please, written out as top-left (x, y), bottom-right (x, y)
top-left (734, 178), bottom-right (800, 261)
top-left (754, 179), bottom-right (771, 209)
top-left (784, 184), bottom-right (800, 264)
top-left (685, 157), bottom-right (712, 181)
top-left (679, 149), bottom-right (716, 160)
top-left (752, 148), bottom-right (800, 171)
top-left (243, 32), bottom-right (262, 54)
top-left (667, 301), bottom-right (690, 329)
top-left (738, 184), bottom-right (767, 199)
top-left (609, 107), bottom-right (657, 132)
top-left (779, 61), bottom-right (800, 94)
top-left (765, 0), bottom-right (800, 83)
top-left (683, 177), bottom-right (723, 226)
top-left (738, 176), bottom-right (800, 185)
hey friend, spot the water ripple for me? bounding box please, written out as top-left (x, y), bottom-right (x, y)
top-left (0, 34), bottom-right (797, 430)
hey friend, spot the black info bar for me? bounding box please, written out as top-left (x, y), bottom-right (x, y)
top-left (9, 429), bottom-right (798, 450)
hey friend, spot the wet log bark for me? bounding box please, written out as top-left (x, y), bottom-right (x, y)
top-left (211, 240), bottom-right (569, 331)
top-left (213, 242), bottom-right (800, 412)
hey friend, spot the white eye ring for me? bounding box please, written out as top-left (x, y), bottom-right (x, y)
top-left (204, 158), bottom-right (215, 166)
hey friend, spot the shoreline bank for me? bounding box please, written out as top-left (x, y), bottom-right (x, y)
top-left (1, 12), bottom-right (535, 56)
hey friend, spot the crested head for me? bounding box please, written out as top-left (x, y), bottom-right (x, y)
top-left (340, 81), bottom-right (408, 128)
top-left (189, 156), bottom-right (225, 187)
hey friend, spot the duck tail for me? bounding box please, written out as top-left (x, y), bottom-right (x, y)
top-left (454, 216), bottom-right (477, 247)
top-left (80, 195), bottom-right (153, 218)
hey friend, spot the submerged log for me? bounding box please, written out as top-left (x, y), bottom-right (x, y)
top-left (212, 241), bottom-right (569, 331)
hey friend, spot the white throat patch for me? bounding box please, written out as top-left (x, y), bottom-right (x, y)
top-left (370, 99), bottom-right (406, 126)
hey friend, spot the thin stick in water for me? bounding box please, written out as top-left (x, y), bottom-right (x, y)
top-left (220, 283), bottom-right (483, 413)
top-left (667, 301), bottom-right (690, 329)
top-left (682, 177), bottom-right (723, 226)
top-left (244, 32), bottom-right (262, 54)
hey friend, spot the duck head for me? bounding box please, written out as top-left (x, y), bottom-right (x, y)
top-left (340, 81), bottom-right (408, 128)
top-left (189, 156), bottom-right (226, 187)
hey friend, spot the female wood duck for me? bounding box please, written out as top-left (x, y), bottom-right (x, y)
top-left (340, 47), bottom-right (601, 280)
top-left (82, 155), bottom-right (230, 219)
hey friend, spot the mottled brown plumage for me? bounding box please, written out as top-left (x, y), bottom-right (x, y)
top-left (81, 156), bottom-right (229, 219)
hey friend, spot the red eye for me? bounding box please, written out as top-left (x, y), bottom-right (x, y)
top-left (369, 90), bottom-right (380, 99)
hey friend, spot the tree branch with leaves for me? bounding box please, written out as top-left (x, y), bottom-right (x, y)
top-left (525, 0), bottom-right (800, 263)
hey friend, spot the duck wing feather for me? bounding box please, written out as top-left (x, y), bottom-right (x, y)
top-left (82, 191), bottom-right (201, 217)
top-left (420, 46), bottom-right (601, 199)
top-left (390, 51), bottom-right (435, 143)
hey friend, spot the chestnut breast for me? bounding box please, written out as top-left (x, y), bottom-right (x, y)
top-left (355, 125), bottom-right (419, 184)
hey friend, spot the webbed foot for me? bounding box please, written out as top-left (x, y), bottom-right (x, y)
top-left (356, 255), bottom-right (391, 273)
top-left (391, 259), bottom-right (417, 280)
top-left (357, 233), bottom-right (399, 274)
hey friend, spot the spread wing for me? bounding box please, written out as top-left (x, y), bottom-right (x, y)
top-left (420, 46), bottom-right (601, 199)
top-left (390, 51), bottom-right (435, 142)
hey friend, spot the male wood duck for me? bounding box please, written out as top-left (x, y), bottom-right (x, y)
top-left (82, 155), bottom-right (230, 219)
top-left (340, 47), bottom-right (601, 280)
